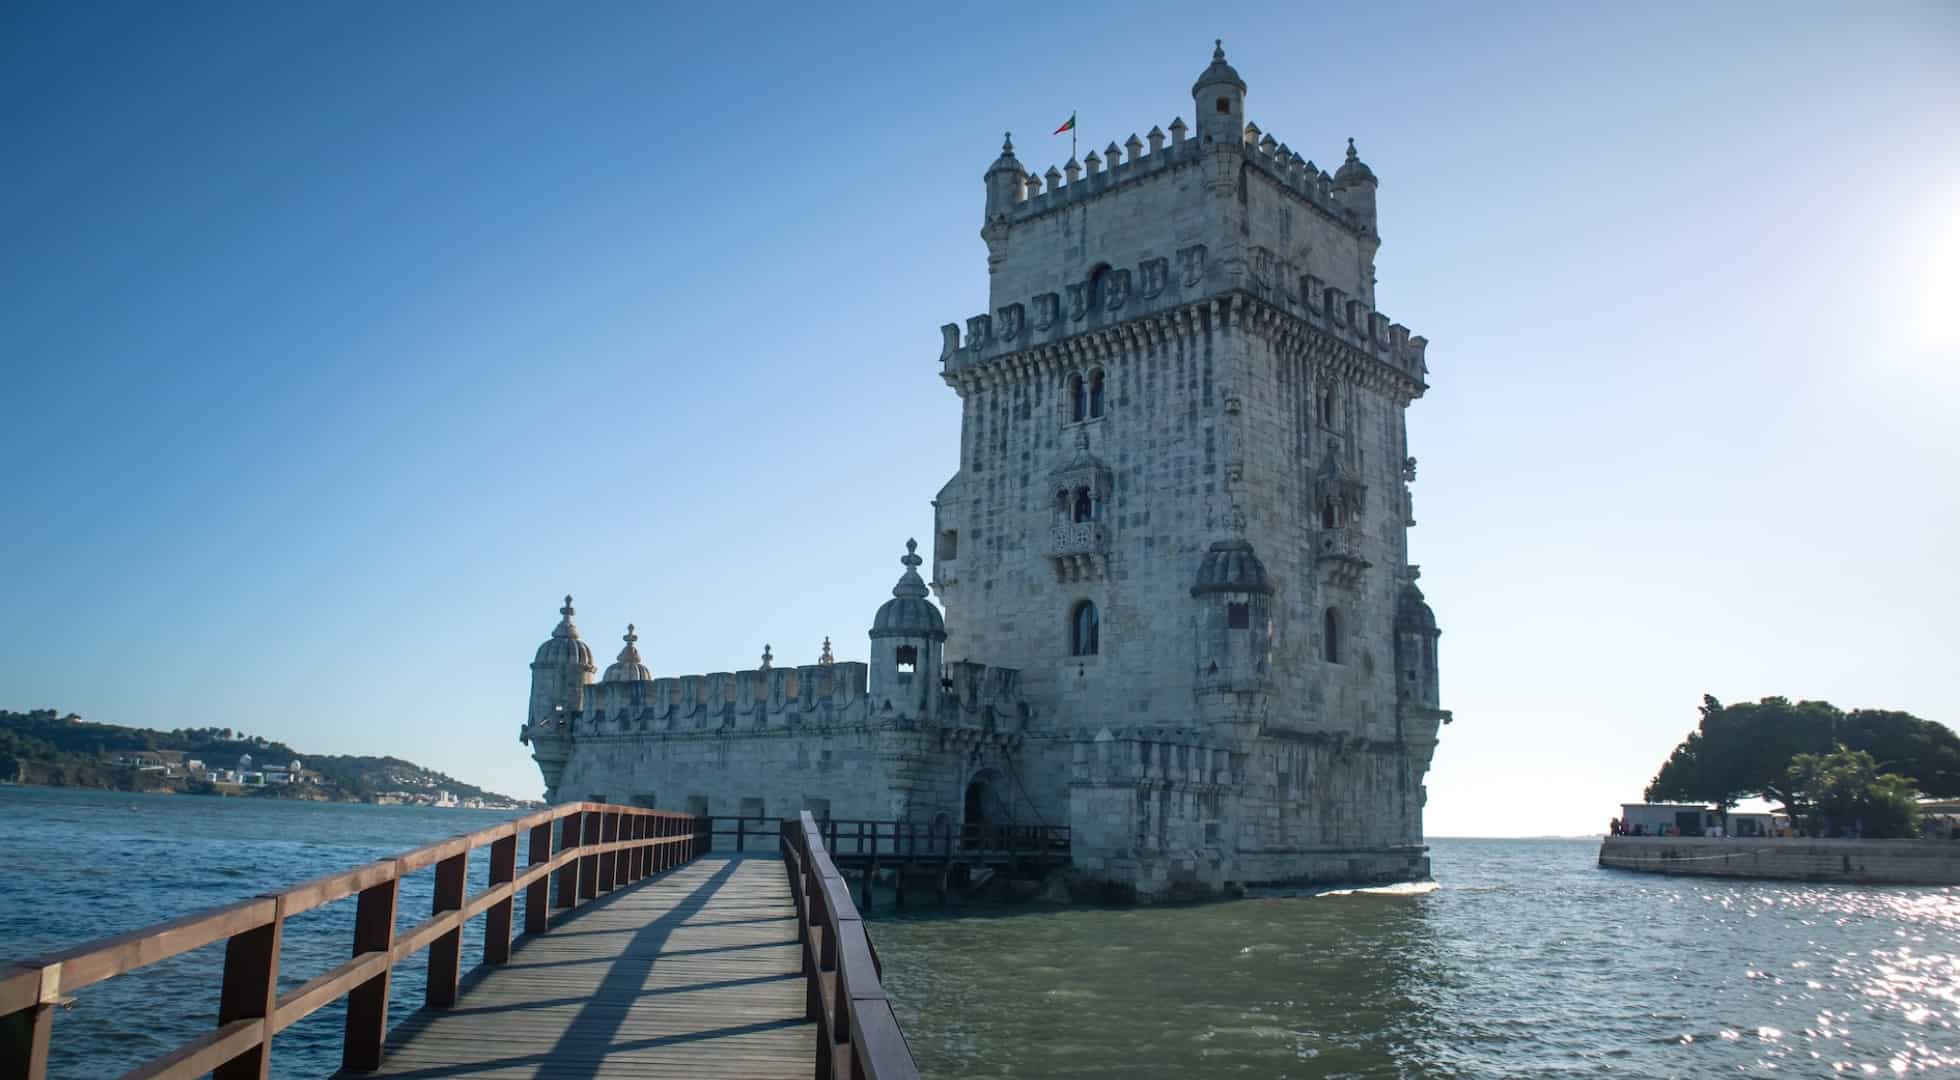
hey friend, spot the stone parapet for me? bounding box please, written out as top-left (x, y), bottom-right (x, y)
top-left (1598, 836), bottom-right (1960, 885)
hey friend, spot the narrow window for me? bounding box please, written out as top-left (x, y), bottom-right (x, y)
top-left (1319, 389), bottom-right (1335, 426)
top-left (1072, 487), bottom-right (1093, 524)
top-left (937, 529), bottom-right (959, 560)
top-left (1070, 374), bottom-right (1087, 422)
top-left (1088, 369), bottom-right (1105, 418)
top-left (1215, 96), bottom-right (1230, 115)
top-left (1321, 498), bottom-right (1338, 530)
top-left (1071, 600), bottom-right (1100, 656)
top-left (1228, 602), bottom-right (1250, 629)
top-left (896, 644), bottom-right (917, 675)
top-left (1056, 488), bottom-right (1072, 516)
top-left (1323, 608), bottom-right (1342, 664)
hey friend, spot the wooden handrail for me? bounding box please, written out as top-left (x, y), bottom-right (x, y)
top-left (782, 811), bottom-right (920, 1080)
top-left (0, 802), bottom-right (710, 1080)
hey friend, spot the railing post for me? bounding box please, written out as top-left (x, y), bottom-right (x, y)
top-left (486, 833), bottom-right (518, 965)
top-left (1, 985), bottom-right (55, 1080)
top-left (341, 875), bottom-right (399, 1072)
top-left (212, 898), bottom-right (282, 1080)
top-left (525, 820), bottom-right (552, 936)
top-left (426, 848), bottom-right (469, 1008)
top-left (555, 811), bottom-right (583, 910)
top-left (625, 812), bottom-right (643, 881)
top-left (597, 811), bottom-right (619, 893)
top-left (738, 815), bottom-right (746, 853)
top-left (579, 810), bottom-right (601, 902)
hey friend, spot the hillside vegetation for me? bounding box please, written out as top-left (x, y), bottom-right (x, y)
top-left (0, 708), bottom-right (529, 806)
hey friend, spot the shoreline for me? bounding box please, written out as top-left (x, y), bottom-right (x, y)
top-left (1599, 835), bottom-right (1960, 885)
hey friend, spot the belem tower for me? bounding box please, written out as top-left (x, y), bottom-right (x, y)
top-left (520, 43), bottom-right (1449, 901)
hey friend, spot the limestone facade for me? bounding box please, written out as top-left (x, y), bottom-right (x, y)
top-left (521, 43), bottom-right (1449, 900)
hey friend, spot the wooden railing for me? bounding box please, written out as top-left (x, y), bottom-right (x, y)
top-left (781, 812), bottom-right (920, 1080)
top-left (715, 816), bottom-right (1070, 861)
top-left (0, 802), bottom-right (707, 1080)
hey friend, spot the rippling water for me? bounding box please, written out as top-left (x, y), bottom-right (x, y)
top-left (877, 838), bottom-right (1960, 1077)
top-left (6, 788), bottom-right (1957, 1078)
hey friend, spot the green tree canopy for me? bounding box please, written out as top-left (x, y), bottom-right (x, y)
top-left (1644, 696), bottom-right (1959, 811)
top-left (1785, 747), bottom-right (1921, 838)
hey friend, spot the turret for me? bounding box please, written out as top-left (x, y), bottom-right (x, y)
top-left (1394, 578), bottom-right (1441, 709)
top-left (868, 539), bottom-right (946, 717)
top-left (981, 132), bottom-right (1025, 279)
top-left (524, 594), bottom-right (595, 801)
top-left (983, 132), bottom-right (1025, 221)
top-left (1191, 540), bottom-right (1274, 732)
top-left (1333, 137), bottom-right (1379, 234)
top-left (602, 624), bottom-right (651, 683)
top-left (1191, 39), bottom-right (1247, 148)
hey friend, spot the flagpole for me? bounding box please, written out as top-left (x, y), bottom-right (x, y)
top-left (1072, 112), bottom-right (1077, 162)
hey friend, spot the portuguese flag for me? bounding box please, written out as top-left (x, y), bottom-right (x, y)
top-left (1053, 112), bottom-right (1076, 135)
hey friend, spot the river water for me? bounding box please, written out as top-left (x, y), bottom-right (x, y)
top-left (3, 787), bottom-right (1956, 1077)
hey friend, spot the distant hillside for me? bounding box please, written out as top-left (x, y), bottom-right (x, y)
top-left (0, 709), bottom-right (532, 807)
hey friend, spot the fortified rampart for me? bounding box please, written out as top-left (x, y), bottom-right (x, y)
top-left (1598, 836), bottom-right (1960, 885)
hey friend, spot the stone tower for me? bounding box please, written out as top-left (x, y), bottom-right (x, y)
top-left (934, 42), bottom-right (1446, 893)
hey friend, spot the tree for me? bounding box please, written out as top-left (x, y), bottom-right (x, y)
top-left (1785, 747), bottom-right (1921, 838)
top-left (1645, 696), bottom-right (1957, 813)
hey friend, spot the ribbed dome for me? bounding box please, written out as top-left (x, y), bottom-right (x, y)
top-left (1191, 540), bottom-right (1274, 596)
top-left (1396, 582), bottom-right (1437, 632)
top-left (602, 623), bottom-right (651, 682)
top-left (1335, 137), bottom-right (1376, 185)
top-left (1191, 39), bottom-right (1246, 96)
top-left (870, 539), bottom-right (946, 641)
top-left (533, 595), bottom-right (596, 670)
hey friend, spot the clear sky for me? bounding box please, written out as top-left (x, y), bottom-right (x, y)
top-left (3, 3), bottom-right (1955, 835)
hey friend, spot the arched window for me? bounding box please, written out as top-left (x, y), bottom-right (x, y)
top-left (1321, 498), bottom-right (1338, 530)
top-left (1055, 488), bottom-right (1072, 517)
top-left (1319, 388), bottom-right (1335, 427)
top-left (1087, 264), bottom-right (1110, 310)
top-left (1322, 607), bottom-right (1342, 664)
top-left (1071, 600), bottom-right (1100, 656)
top-left (1069, 373), bottom-right (1087, 422)
top-left (1072, 487), bottom-right (1094, 524)
top-left (895, 645), bottom-right (917, 676)
top-left (1088, 369), bottom-right (1105, 418)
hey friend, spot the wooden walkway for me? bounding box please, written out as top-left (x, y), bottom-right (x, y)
top-left (352, 855), bottom-right (813, 1079)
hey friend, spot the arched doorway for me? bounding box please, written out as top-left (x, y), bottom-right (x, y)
top-left (963, 768), bottom-right (1005, 849)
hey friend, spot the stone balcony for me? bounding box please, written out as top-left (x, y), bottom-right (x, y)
top-left (1314, 526), bottom-right (1372, 588)
top-left (1048, 521), bottom-right (1108, 582)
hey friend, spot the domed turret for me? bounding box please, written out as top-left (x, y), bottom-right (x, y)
top-left (1191, 39), bottom-right (1248, 148)
top-left (527, 594), bottom-right (595, 733)
top-left (1333, 137), bottom-right (1379, 232)
top-left (1395, 582), bottom-right (1437, 632)
top-left (533, 595), bottom-right (595, 669)
top-left (1190, 539), bottom-right (1274, 596)
top-left (869, 540), bottom-right (945, 717)
top-left (1394, 578), bottom-right (1441, 709)
top-left (871, 539), bottom-right (947, 642)
top-left (602, 623), bottom-right (652, 683)
top-left (1192, 540), bottom-right (1274, 729)
top-left (984, 131), bottom-right (1026, 222)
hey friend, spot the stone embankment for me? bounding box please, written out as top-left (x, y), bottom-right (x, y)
top-left (1599, 836), bottom-right (1960, 884)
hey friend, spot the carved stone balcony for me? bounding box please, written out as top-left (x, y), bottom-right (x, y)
top-left (1048, 521), bottom-right (1108, 582)
top-left (1314, 526), bottom-right (1372, 588)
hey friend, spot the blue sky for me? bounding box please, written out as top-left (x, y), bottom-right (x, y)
top-left (3, 3), bottom-right (1954, 835)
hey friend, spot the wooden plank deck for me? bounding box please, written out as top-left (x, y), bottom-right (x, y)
top-left (348, 855), bottom-right (813, 1079)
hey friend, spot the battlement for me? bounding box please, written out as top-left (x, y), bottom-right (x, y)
top-left (534, 657), bottom-right (1031, 740)
top-left (940, 260), bottom-right (1429, 385)
top-left (1003, 117), bottom-right (1362, 235)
